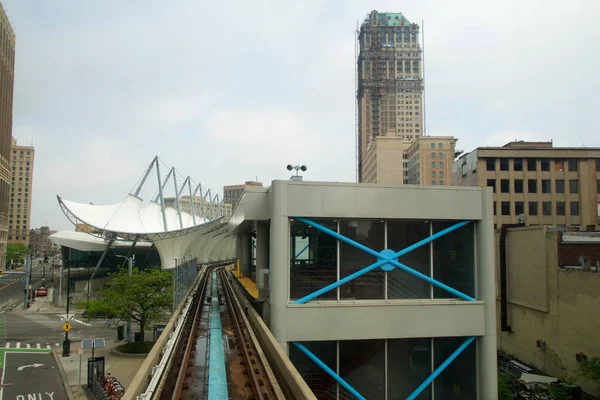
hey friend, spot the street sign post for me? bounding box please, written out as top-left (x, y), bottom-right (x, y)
top-left (59, 314), bottom-right (75, 322)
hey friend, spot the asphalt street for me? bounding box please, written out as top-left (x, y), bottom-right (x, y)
top-left (0, 350), bottom-right (67, 400)
top-left (0, 260), bottom-right (53, 309)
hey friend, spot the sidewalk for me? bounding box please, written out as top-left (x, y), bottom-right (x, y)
top-left (9, 292), bottom-right (85, 316)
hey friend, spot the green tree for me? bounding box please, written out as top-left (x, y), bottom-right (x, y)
top-left (6, 243), bottom-right (31, 267)
top-left (580, 357), bottom-right (600, 388)
top-left (84, 266), bottom-right (172, 342)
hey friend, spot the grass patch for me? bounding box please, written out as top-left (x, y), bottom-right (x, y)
top-left (116, 341), bottom-right (154, 354)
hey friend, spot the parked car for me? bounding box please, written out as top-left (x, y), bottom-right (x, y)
top-left (35, 286), bottom-right (47, 297)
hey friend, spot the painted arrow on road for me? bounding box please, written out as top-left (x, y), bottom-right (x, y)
top-left (17, 363), bottom-right (44, 371)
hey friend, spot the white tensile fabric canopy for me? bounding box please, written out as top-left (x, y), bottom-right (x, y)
top-left (57, 195), bottom-right (235, 269)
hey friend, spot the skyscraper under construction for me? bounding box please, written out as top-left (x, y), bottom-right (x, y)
top-left (357, 11), bottom-right (423, 182)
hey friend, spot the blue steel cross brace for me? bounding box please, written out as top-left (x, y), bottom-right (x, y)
top-left (292, 217), bottom-right (476, 303)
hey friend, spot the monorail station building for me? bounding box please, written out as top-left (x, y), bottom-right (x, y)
top-left (51, 162), bottom-right (497, 398)
top-left (228, 180), bottom-right (497, 399)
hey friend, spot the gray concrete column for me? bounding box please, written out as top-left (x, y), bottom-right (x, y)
top-left (256, 221), bottom-right (270, 298)
top-left (235, 234), bottom-right (242, 271)
top-left (270, 215), bottom-right (290, 355)
top-left (240, 231), bottom-right (251, 278)
top-left (476, 188), bottom-right (499, 399)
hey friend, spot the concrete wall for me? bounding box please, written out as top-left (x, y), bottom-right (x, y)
top-left (497, 226), bottom-right (600, 396)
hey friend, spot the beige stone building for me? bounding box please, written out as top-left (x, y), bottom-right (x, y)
top-left (29, 226), bottom-right (58, 255)
top-left (9, 138), bottom-right (34, 245)
top-left (357, 10), bottom-right (423, 182)
top-left (496, 226), bottom-right (600, 396)
top-left (0, 4), bottom-right (15, 265)
top-left (362, 135), bottom-right (457, 185)
top-left (163, 195), bottom-right (232, 220)
top-left (453, 141), bottom-right (600, 228)
top-left (223, 181), bottom-right (263, 209)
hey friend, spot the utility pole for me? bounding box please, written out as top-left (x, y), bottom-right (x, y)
top-left (63, 259), bottom-right (71, 357)
top-left (23, 255), bottom-right (31, 309)
top-left (116, 254), bottom-right (135, 342)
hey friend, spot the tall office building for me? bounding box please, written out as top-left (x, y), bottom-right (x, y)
top-left (0, 3), bottom-right (15, 266)
top-left (357, 10), bottom-right (423, 182)
top-left (223, 181), bottom-right (263, 209)
top-left (9, 138), bottom-right (34, 246)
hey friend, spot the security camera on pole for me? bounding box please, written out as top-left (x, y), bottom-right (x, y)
top-left (286, 164), bottom-right (307, 181)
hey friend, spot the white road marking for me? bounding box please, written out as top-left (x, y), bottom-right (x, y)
top-left (16, 342), bottom-right (20, 348)
top-left (46, 345), bottom-right (51, 349)
top-left (36, 343), bottom-right (41, 349)
top-left (26, 343), bottom-right (30, 348)
top-left (73, 318), bottom-right (92, 327)
top-left (5, 342), bottom-right (9, 348)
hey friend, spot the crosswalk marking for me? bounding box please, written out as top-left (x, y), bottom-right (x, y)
top-left (5, 342), bottom-right (9, 348)
top-left (26, 343), bottom-right (30, 348)
top-left (16, 342), bottom-right (20, 348)
top-left (46, 345), bottom-right (51, 349)
top-left (36, 343), bottom-right (40, 349)
top-left (2, 342), bottom-right (56, 349)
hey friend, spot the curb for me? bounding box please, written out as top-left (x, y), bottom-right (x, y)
top-left (110, 347), bottom-right (149, 359)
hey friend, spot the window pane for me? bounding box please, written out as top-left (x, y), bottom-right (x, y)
top-left (501, 202), bottom-right (510, 215)
top-left (434, 337), bottom-right (477, 399)
top-left (500, 179), bottom-right (509, 193)
top-left (500, 159), bottom-right (509, 171)
top-left (528, 202), bottom-right (538, 216)
top-left (596, 160), bottom-right (600, 171)
top-left (339, 340), bottom-right (385, 400)
top-left (527, 158), bottom-right (537, 171)
top-left (289, 341), bottom-right (337, 400)
top-left (543, 202), bottom-right (552, 216)
top-left (487, 179), bottom-right (495, 193)
top-left (569, 180), bottom-right (579, 193)
top-left (541, 159), bottom-right (550, 171)
top-left (514, 158), bottom-right (523, 171)
top-left (568, 159), bottom-right (578, 171)
top-left (290, 219), bottom-right (337, 300)
top-left (432, 222), bottom-right (475, 299)
top-left (388, 339), bottom-right (432, 399)
top-left (555, 180), bottom-right (565, 194)
top-left (514, 180), bottom-right (523, 193)
top-left (432, 153), bottom-right (436, 159)
top-left (387, 221), bottom-right (430, 299)
top-left (570, 202), bottom-right (580, 216)
top-left (541, 180), bottom-right (551, 193)
top-left (340, 220), bottom-right (385, 299)
top-left (557, 202), bottom-right (566, 216)
top-left (515, 201), bottom-right (524, 215)
top-left (528, 179), bottom-right (537, 193)
top-left (486, 159), bottom-right (495, 171)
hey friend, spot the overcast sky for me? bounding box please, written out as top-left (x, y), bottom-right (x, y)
top-left (2, 0), bottom-right (599, 231)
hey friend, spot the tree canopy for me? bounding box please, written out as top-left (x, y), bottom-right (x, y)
top-left (6, 243), bottom-right (31, 266)
top-left (84, 266), bottom-right (172, 342)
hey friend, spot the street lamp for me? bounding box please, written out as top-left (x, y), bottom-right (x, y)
top-left (116, 254), bottom-right (135, 342)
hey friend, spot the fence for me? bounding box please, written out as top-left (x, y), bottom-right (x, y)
top-left (172, 258), bottom-right (198, 310)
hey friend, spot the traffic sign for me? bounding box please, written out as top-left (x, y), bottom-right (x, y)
top-left (62, 322), bottom-right (72, 332)
top-left (77, 348), bottom-right (83, 355)
top-left (59, 314), bottom-right (74, 322)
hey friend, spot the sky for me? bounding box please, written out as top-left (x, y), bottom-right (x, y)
top-left (2, 0), bottom-right (599, 231)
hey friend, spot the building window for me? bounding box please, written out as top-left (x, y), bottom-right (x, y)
top-left (487, 179), bottom-right (496, 193)
top-left (569, 180), bottom-right (579, 193)
top-left (431, 171), bottom-right (436, 177)
top-left (438, 162), bottom-right (443, 169)
top-left (438, 143), bottom-right (443, 149)
top-left (556, 202), bottom-right (566, 216)
top-left (500, 159), bottom-right (509, 171)
top-left (528, 179), bottom-right (537, 193)
top-left (597, 180), bottom-right (600, 193)
top-left (493, 201), bottom-right (497, 215)
top-left (514, 180), bottom-right (523, 193)
top-left (515, 202), bottom-right (524, 215)
top-left (432, 153), bottom-right (436, 159)
top-left (439, 171), bottom-right (443, 178)
top-left (541, 159), bottom-right (550, 171)
top-left (568, 159), bottom-right (578, 171)
top-left (439, 180), bottom-right (444, 185)
top-left (430, 143), bottom-right (435, 149)
top-left (501, 202), bottom-right (510, 216)
top-left (596, 159), bottom-right (600, 171)
top-left (431, 162), bottom-right (435, 169)
top-left (543, 202), bottom-right (552, 216)
top-left (529, 202), bottom-right (538, 216)
top-left (570, 202), bottom-right (580, 216)
top-left (513, 159), bottom-right (523, 171)
top-left (486, 159), bottom-right (495, 171)
top-left (432, 180), bottom-right (436, 185)
top-left (555, 180), bottom-right (565, 194)
top-left (541, 180), bottom-right (551, 193)
top-left (500, 179), bottom-right (510, 193)
top-left (439, 153), bottom-right (443, 159)
top-left (555, 160), bottom-right (564, 172)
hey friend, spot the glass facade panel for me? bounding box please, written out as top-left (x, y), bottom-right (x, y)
top-left (433, 337), bottom-right (477, 399)
top-left (289, 341), bottom-right (337, 400)
top-left (432, 222), bottom-right (475, 299)
top-left (290, 219), bottom-right (337, 300)
top-left (340, 220), bottom-right (385, 299)
top-left (339, 339), bottom-right (385, 400)
top-left (388, 338), bottom-right (432, 399)
top-left (387, 221), bottom-right (430, 299)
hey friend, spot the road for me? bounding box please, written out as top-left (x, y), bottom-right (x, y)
top-left (0, 350), bottom-right (68, 400)
top-left (0, 260), bottom-right (53, 309)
